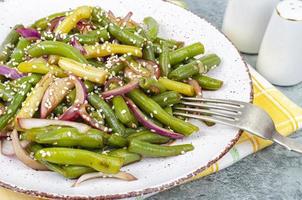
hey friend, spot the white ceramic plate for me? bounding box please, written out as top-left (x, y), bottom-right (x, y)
top-left (0, 0), bottom-right (252, 199)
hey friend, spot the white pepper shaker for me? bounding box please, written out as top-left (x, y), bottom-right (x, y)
top-left (256, 0), bottom-right (302, 86)
top-left (222, 0), bottom-right (279, 54)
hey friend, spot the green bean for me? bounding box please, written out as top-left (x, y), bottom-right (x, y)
top-left (28, 41), bottom-right (88, 64)
top-left (142, 44), bottom-right (156, 61)
top-left (159, 42), bottom-right (170, 77)
top-left (90, 110), bottom-right (105, 125)
top-left (155, 37), bottom-right (184, 49)
top-left (7, 37), bottom-right (31, 67)
top-left (152, 91), bottom-right (182, 108)
top-left (23, 127), bottom-right (105, 149)
top-left (194, 74), bottom-right (223, 90)
top-left (128, 89), bottom-right (198, 136)
top-left (169, 42), bottom-right (204, 66)
top-left (168, 54), bottom-right (221, 81)
top-left (139, 77), bottom-right (166, 94)
top-left (108, 62), bottom-right (125, 75)
top-left (113, 96), bottom-right (138, 128)
top-left (0, 82), bottom-right (32, 129)
top-left (0, 83), bottom-right (15, 101)
top-left (10, 74), bottom-right (42, 88)
top-left (128, 130), bottom-right (170, 144)
top-left (158, 77), bottom-right (194, 96)
top-left (164, 106), bottom-right (173, 116)
top-left (53, 103), bottom-right (66, 116)
top-left (64, 29), bottom-right (110, 44)
top-left (128, 139), bottom-right (194, 157)
top-left (28, 143), bottom-right (95, 179)
top-left (143, 17), bottom-right (159, 41)
top-left (88, 93), bottom-right (126, 136)
top-left (0, 25), bottom-right (23, 63)
top-left (108, 149), bottom-right (141, 165)
top-left (107, 134), bottom-right (128, 148)
top-left (35, 147), bottom-right (124, 174)
top-left (88, 60), bottom-right (105, 68)
top-left (32, 12), bottom-right (66, 30)
top-left (124, 127), bottom-right (147, 136)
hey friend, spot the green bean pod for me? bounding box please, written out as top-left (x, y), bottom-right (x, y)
top-left (159, 42), bottom-right (170, 77)
top-left (10, 74), bottom-right (42, 88)
top-left (35, 147), bottom-right (124, 174)
top-left (128, 130), bottom-right (170, 144)
top-left (107, 134), bottom-right (128, 148)
top-left (194, 74), bottom-right (223, 90)
top-left (0, 82), bottom-right (32, 129)
top-left (65, 29), bottom-right (110, 44)
top-left (139, 77), bottom-right (166, 94)
top-left (169, 42), bottom-right (204, 66)
top-left (128, 89), bottom-right (198, 136)
top-left (152, 91), bottom-right (181, 107)
top-left (88, 93), bottom-right (126, 136)
top-left (112, 96), bottom-right (138, 128)
top-left (28, 41), bottom-right (88, 64)
top-left (0, 83), bottom-right (15, 101)
top-left (23, 127), bottom-right (104, 149)
top-left (155, 37), bottom-right (184, 49)
top-left (128, 139), bottom-right (194, 157)
top-left (164, 106), bottom-right (173, 116)
top-left (142, 44), bottom-right (156, 61)
top-left (143, 17), bottom-right (159, 41)
top-left (32, 12), bottom-right (66, 30)
top-left (108, 149), bottom-right (141, 165)
top-left (7, 37), bottom-right (31, 67)
top-left (0, 25), bottom-right (23, 63)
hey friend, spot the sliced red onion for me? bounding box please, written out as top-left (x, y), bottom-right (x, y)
top-left (119, 12), bottom-right (133, 27)
top-left (78, 104), bottom-right (110, 132)
top-left (16, 28), bottom-right (41, 40)
top-left (70, 37), bottom-right (86, 55)
top-left (76, 20), bottom-right (94, 34)
top-left (41, 77), bottom-right (75, 118)
top-left (101, 80), bottom-right (139, 99)
top-left (73, 171), bottom-right (137, 187)
top-left (188, 79), bottom-right (202, 97)
top-left (136, 59), bottom-right (161, 79)
top-left (1, 139), bottom-right (30, 157)
top-left (11, 129), bottom-right (47, 170)
top-left (49, 16), bottom-right (65, 32)
top-left (104, 77), bottom-right (123, 91)
top-left (17, 118), bottom-right (91, 133)
top-left (124, 67), bottom-right (141, 80)
top-left (0, 65), bottom-right (24, 79)
top-left (125, 97), bottom-right (184, 139)
top-left (59, 75), bottom-right (87, 121)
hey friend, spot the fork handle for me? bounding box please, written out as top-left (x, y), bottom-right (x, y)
top-left (272, 133), bottom-right (302, 154)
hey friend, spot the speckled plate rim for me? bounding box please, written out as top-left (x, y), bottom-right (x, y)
top-left (0, 1), bottom-right (253, 199)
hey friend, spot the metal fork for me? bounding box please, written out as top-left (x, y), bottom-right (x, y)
top-left (173, 97), bottom-right (302, 153)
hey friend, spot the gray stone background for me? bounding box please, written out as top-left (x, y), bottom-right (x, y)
top-left (150, 0), bottom-right (302, 200)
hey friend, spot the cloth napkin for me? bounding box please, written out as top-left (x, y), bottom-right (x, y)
top-left (1, 1), bottom-right (302, 200)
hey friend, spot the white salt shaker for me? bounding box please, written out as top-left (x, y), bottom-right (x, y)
top-left (256, 0), bottom-right (302, 86)
top-left (222, 0), bottom-right (279, 54)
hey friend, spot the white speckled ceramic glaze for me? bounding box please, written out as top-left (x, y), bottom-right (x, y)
top-left (0, 0), bottom-right (252, 199)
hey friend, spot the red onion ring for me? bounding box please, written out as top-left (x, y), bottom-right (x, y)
top-left (188, 79), bottom-right (202, 97)
top-left (59, 75), bottom-right (87, 121)
top-left (136, 59), bottom-right (161, 79)
top-left (41, 77), bottom-right (75, 118)
top-left (70, 37), bottom-right (87, 55)
top-left (0, 65), bottom-right (24, 79)
top-left (49, 16), bottom-right (65, 32)
top-left (103, 77), bottom-right (123, 91)
top-left (101, 80), bottom-right (139, 99)
top-left (78, 104), bottom-right (110, 132)
top-left (125, 97), bottom-right (184, 139)
top-left (119, 12), bottom-right (133, 27)
top-left (17, 118), bottom-right (91, 133)
top-left (16, 28), bottom-right (41, 40)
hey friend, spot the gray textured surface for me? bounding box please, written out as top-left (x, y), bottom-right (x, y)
top-left (150, 0), bottom-right (302, 199)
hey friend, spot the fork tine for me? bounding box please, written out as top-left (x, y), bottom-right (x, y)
top-left (180, 101), bottom-right (241, 113)
top-left (173, 112), bottom-right (236, 126)
top-left (181, 97), bottom-right (245, 107)
top-left (173, 107), bottom-right (239, 119)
